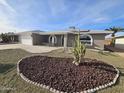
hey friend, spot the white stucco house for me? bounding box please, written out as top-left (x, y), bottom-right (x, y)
top-left (8, 28), bottom-right (112, 49)
top-left (115, 36), bottom-right (124, 49)
top-left (7, 28), bottom-right (112, 48)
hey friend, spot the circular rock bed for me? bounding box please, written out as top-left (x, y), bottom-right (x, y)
top-left (18, 56), bottom-right (119, 93)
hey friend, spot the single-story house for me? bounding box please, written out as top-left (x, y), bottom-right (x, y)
top-left (115, 36), bottom-right (124, 49)
top-left (15, 28), bottom-right (112, 49)
top-left (0, 32), bottom-right (18, 43)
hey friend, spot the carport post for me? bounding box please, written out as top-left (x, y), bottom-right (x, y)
top-left (64, 34), bottom-right (67, 51)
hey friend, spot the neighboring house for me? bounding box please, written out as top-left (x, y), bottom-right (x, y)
top-left (115, 36), bottom-right (124, 49)
top-left (0, 32), bottom-right (18, 43)
top-left (15, 28), bottom-right (112, 49)
top-left (7, 32), bottom-right (19, 42)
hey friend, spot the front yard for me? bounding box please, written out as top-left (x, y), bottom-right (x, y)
top-left (0, 49), bottom-right (124, 93)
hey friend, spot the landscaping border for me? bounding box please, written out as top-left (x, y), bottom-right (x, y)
top-left (17, 55), bottom-right (120, 93)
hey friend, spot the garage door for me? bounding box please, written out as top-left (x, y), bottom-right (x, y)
top-left (21, 38), bottom-right (33, 45)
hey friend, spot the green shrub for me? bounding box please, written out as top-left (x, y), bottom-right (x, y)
top-left (72, 33), bottom-right (86, 65)
top-left (0, 33), bottom-right (10, 43)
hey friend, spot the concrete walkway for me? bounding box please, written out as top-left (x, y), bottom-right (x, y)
top-left (0, 44), bottom-right (62, 53)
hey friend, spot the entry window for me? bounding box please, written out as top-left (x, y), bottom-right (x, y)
top-left (80, 35), bottom-right (92, 46)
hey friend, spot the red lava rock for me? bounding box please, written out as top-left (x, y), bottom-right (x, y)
top-left (19, 56), bottom-right (117, 92)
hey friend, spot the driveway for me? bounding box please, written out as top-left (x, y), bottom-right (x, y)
top-left (0, 44), bottom-right (62, 53)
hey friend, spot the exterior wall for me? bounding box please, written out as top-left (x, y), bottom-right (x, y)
top-left (67, 34), bottom-right (106, 49)
top-left (115, 38), bottom-right (124, 49)
top-left (13, 36), bottom-right (19, 42)
top-left (32, 34), bottom-right (63, 46)
top-left (56, 35), bottom-right (63, 46)
top-left (67, 34), bottom-right (76, 47)
top-left (91, 34), bottom-right (106, 49)
top-left (32, 34), bottom-right (42, 45)
top-left (19, 33), bottom-right (33, 45)
top-left (41, 35), bottom-right (49, 45)
top-left (32, 34), bottom-right (49, 45)
top-left (18, 32), bottom-right (107, 49)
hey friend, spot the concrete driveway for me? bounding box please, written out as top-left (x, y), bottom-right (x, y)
top-left (0, 44), bottom-right (62, 53)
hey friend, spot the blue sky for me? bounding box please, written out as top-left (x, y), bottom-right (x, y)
top-left (0, 0), bottom-right (124, 36)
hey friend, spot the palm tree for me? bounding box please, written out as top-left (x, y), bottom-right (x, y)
top-left (105, 27), bottom-right (124, 47)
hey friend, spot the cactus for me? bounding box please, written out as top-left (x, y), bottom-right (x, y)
top-left (72, 33), bottom-right (86, 65)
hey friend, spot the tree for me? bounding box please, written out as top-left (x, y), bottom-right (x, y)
top-left (105, 27), bottom-right (124, 47)
top-left (0, 33), bottom-right (10, 43)
top-left (72, 33), bottom-right (86, 66)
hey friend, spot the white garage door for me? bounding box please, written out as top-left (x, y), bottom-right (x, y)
top-left (21, 38), bottom-right (33, 45)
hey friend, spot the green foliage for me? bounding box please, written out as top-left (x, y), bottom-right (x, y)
top-left (0, 33), bottom-right (10, 43)
top-left (72, 33), bottom-right (86, 65)
top-left (105, 27), bottom-right (124, 35)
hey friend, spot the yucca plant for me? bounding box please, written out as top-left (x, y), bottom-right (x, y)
top-left (72, 33), bottom-right (86, 66)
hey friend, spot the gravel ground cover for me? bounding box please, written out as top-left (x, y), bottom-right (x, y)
top-left (19, 56), bottom-right (117, 92)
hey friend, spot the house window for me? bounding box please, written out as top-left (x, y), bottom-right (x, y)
top-left (80, 35), bottom-right (93, 46)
